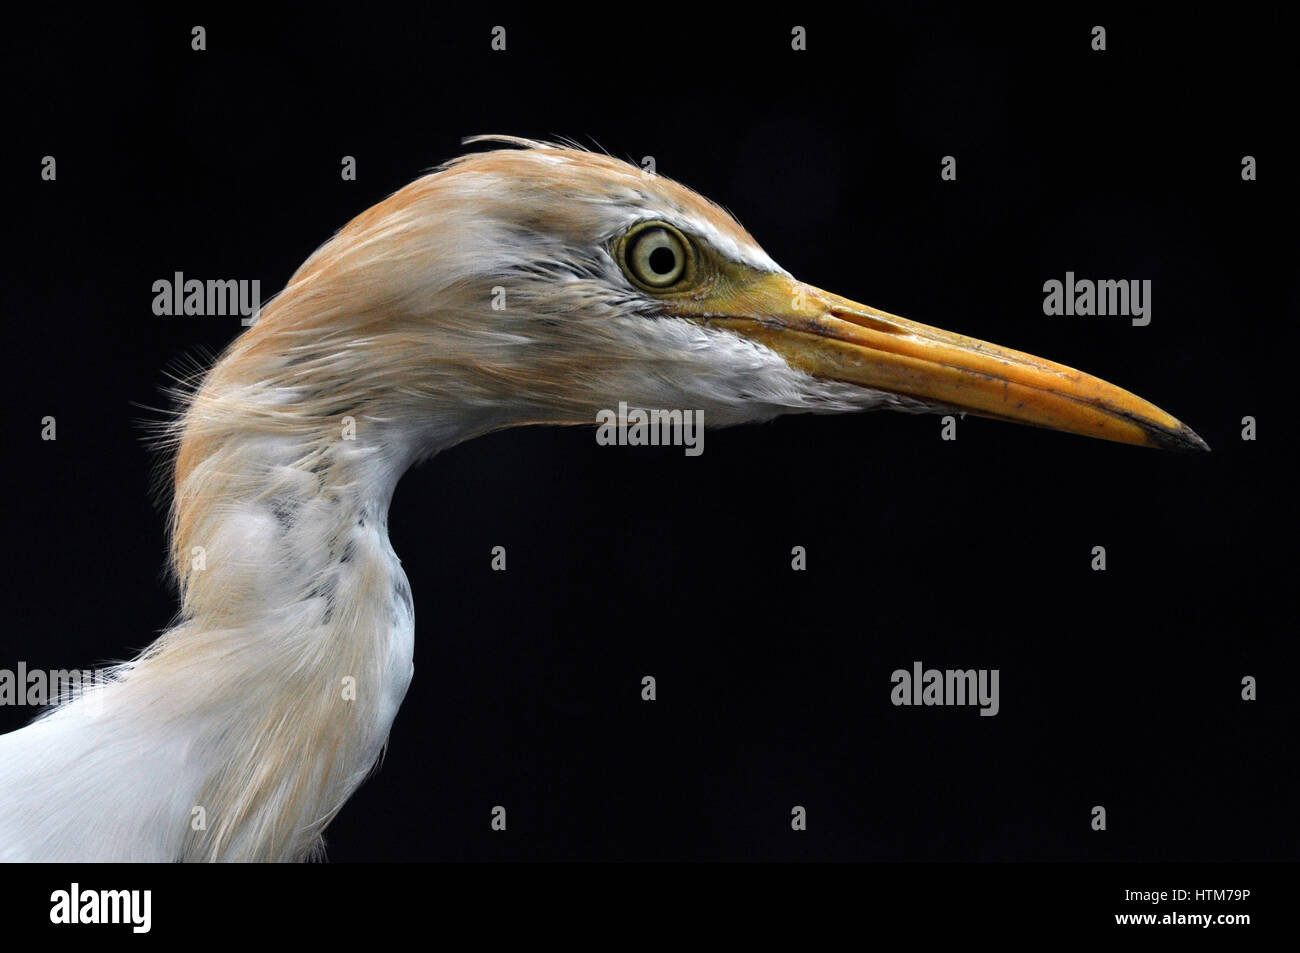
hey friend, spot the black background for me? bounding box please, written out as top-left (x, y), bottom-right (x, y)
top-left (2, 5), bottom-right (1295, 865)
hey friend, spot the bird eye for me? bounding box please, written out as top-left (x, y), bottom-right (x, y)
top-left (622, 224), bottom-right (689, 289)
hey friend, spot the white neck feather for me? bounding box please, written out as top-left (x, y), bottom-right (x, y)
top-left (0, 405), bottom-right (422, 861)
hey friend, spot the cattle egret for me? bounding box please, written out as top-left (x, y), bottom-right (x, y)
top-left (0, 137), bottom-right (1206, 861)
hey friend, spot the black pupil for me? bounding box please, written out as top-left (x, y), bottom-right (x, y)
top-left (648, 245), bottom-right (677, 276)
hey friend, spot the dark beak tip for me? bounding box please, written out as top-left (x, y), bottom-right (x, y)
top-left (1148, 424), bottom-right (1211, 453)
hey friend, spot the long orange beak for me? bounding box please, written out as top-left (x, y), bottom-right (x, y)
top-left (684, 274), bottom-right (1207, 451)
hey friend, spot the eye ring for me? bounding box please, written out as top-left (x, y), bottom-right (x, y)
top-left (618, 222), bottom-right (693, 290)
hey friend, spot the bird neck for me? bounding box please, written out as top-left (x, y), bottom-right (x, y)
top-left (0, 403), bottom-right (426, 861)
top-left (146, 408), bottom-right (421, 860)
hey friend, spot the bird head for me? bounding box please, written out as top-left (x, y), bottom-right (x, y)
top-left (216, 136), bottom-right (1205, 457)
